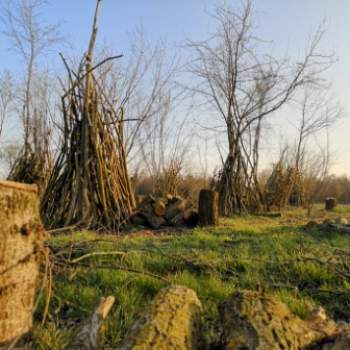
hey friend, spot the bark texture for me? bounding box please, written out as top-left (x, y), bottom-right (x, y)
top-left (0, 181), bottom-right (45, 345)
top-left (117, 285), bottom-right (203, 350)
top-left (198, 190), bottom-right (219, 226)
top-left (325, 197), bottom-right (336, 211)
top-left (220, 290), bottom-right (350, 350)
top-left (67, 296), bottom-right (115, 350)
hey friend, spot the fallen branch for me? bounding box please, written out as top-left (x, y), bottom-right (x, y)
top-left (75, 262), bottom-right (170, 283)
top-left (329, 223), bottom-right (350, 234)
top-left (67, 296), bottom-right (115, 349)
top-left (67, 251), bottom-right (127, 264)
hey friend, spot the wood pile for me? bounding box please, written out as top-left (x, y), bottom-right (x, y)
top-left (131, 194), bottom-right (198, 229)
top-left (40, 0), bottom-right (135, 232)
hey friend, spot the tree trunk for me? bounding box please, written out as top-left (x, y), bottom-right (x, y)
top-left (325, 197), bottom-right (336, 211)
top-left (0, 181), bottom-right (45, 346)
top-left (198, 189), bottom-right (219, 226)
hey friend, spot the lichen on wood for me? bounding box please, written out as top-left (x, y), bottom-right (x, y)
top-left (0, 181), bottom-right (45, 345)
top-left (220, 290), bottom-right (350, 350)
top-left (117, 285), bottom-right (203, 350)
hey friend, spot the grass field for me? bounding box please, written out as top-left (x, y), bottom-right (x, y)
top-left (33, 206), bottom-right (350, 349)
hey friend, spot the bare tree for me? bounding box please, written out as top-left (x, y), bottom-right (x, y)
top-left (290, 88), bottom-right (340, 207)
top-left (137, 93), bottom-right (190, 195)
top-left (294, 88), bottom-right (340, 171)
top-left (1, 0), bottom-right (61, 185)
top-left (0, 71), bottom-right (14, 142)
top-left (92, 32), bottom-right (180, 162)
top-left (188, 1), bottom-right (334, 215)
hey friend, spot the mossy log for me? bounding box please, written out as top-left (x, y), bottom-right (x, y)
top-left (220, 290), bottom-right (350, 350)
top-left (118, 285), bottom-right (203, 350)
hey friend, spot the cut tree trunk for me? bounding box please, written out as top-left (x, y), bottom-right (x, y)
top-left (220, 290), bottom-right (350, 349)
top-left (198, 189), bottom-right (219, 226)
top-left (165, 199), bottom-right (189, 221)
top-left (170, 212), bottom-right (185, 227)
top-left (117, 285), bottom-right (203, 350)
top-left (0, 181), bottom-right (45, 346)
top-left (143, 204), bottom-right (166, 229)
top-left (153, 199), bottom-right (167, 216)
top-left (325, 197), bottom-right (336, 211)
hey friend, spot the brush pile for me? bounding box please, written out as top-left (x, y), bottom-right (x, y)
top-left (41, 1), bottom-right (135, 232)
top-left (131, 194), bottom-right (198, 229)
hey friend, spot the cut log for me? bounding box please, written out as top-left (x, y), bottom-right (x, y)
top-left (165, 199), bottom-right (190, 221)
top-left (117, 285), bottom-right (203, 350)
top-left (198, 190), bottom-right (219, 226)
top-left (135, 195), bottom-right (145, 206)
top-left (130, 214), bottom-right (147, 226)
top-left (166, 194), bottom-right (174, 202)
top-left (184, 210), bottom-right (199, 227)
top-left (144, 214), bottom-right (166, 229)
top-left (142, 204), bottom-right (166, 229)
top-left (139, 194), bottom-right (156, 208)
top-left (68, 296), bottom-right (115, 349)
top-left (167, 194), bottom-right (183, 204)
top-left (220, 290), bottom-right (350, 350)
top-left (0, 181), bottom-right (45, 345)
top-left (153, 199), bottom-right (167, 216)
top-left (170, 212), bottom-right (185, 227)
top-left (183, 208), bottom-right (193, 221)
top-left (325, 197), bottom-right (336, 211)
top-left (329, 224), bottom-right (350, 234)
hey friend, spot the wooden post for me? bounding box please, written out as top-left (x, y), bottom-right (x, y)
top-left (325, 197), bottom-right (336, 211)
top-left (0, 181), bottom-right (45, 346)
top-left (198, 189), bottom-right (219, 226)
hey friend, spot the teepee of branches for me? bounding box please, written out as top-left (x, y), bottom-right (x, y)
top-left (41, 0), bottom-right (135, 231)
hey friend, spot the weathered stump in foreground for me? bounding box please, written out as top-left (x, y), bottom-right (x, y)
top-left (118, 285), bottom-right (203, 350)
top-left (325, 197), bottom-right (336, 211)
top-left (198, 189), bottom-right (219, 226)
top-left (0, 181), bottom-right (45, 346)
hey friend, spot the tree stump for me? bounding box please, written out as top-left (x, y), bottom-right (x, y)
top-left (0, 181), bottom-right (45, 346)
top-left (325, 197), bottom-right (336, 211)
top-left (198, 190), bottom-right (219, 226)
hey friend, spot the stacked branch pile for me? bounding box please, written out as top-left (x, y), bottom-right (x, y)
top-left (41, 1), bottom-right (135, 231)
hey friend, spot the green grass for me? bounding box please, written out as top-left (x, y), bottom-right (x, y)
top-left (33, 206), bottom-right (350, 349)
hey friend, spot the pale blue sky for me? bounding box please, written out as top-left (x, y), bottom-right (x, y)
top-left (1, 0), bottom-right (350, 174)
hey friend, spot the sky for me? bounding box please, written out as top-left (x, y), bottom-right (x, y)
top-left (1, 0), bottom-right (350, 175)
